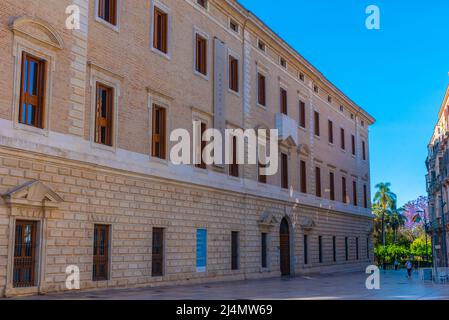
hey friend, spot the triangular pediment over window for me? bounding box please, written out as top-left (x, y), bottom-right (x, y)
top-left (2, 180), bottom-right (63, 208)
top-left (258, 212), bottom-right (278, 230)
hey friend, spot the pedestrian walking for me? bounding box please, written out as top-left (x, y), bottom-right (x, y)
top-left (405, 260), bottom-right (413, 278)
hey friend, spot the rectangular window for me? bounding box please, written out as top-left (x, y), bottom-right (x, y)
top-left (229, 136), bottom-right (239, 177)
top-left (300, 160), bottom-right (307, 194)
top-left (315, 167), bottom-right (321, 197)
top-left (299, 100), bottom-right (306, 128)
top-left (345, 237), bottom-right (349, 261)
top-left (258, 162), bottom-right (267, 184)
top-left (366, 237), bottom-right (370, 259)
top-left (314, 111), bottom-right (320, 136)
top-left (229, 56), bottom-right (239, 92)
top-left (351, 135), bottom-right (356, 156)
top-left (153, 7), bottom-right (168, 54)
top-left (93, 224), bottom-right (110, 281)
top-left (304, 235), bottom-right (308, 265)
top-left (328, 120), bottom-right (334, 144)
top-left (356, 237), bottom-right (359, 260)
top-left (196, 229), bottom-right (207, 272)
top-left (318, 236), bottom-right (323, 263)
top-left (195, 33), bottom-right (207, 76)
top-left (197, 0), bottom-right (207, 8)
top-left (333, 236), bottom-right (337, 262)
top-left (152, 105), bottom-right (166, 159)
top-left (13, 220), bottom-right (37, 288)
top-left (152, 228), bottom-right (164, 277)
top-left (196, 122), bottom-right (207, 169)
top-left (261, 233), bottom-right (268, 268)
top-left (258, 40), bottom-right (266, 52)
top-left (281, 153), bottom-right (288, 189)
top-left (258, 73), bottom-right (266, 106)
top-left (280, 88), bottom-right (288, 115)
top-left (98, 0), bottom-right (117, 25)
top-left (95, 83), bottom-right (114, 146)
top-left (340, 128), bottom-right (345, 150)
top-left (19, 52), bottom-right (46, 129)
top-left (342, 177), bottom-right (347, 204)
top-left (362, 141), bottom-right (367, 160)
top-left (353, 180), bottom-right (358, 206)
top-left (231, 231), bottom-right (239, 270)
top-left (363, 184), bottom-right (368, 208)
top-left (229, 20), bottom-right (239, 33)
top-left (329, 172), bottom-right (335, 201)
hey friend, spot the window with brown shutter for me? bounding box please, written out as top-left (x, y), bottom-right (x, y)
top-left (328, 120), bottom-right (334, 144)
top-left (95, 83), bottom-right (114, 146)
top-left (196, 122), bottom-right (207, 169)
top-left (153, 7), bottom-right (168, 54)
top-left (152, 105), bottom-right (166, 159)
top-left (353, 180), bottom-right (358, 206)
top-left (13, 220), bottom-right (37, 288)
top-left (229, 136), bottom-right (239, 177)
top-left (93, 224), bottom-right (110, 281)
top-left (314, 111), bottom-right (320, 136)
top-left (300, 160), bottom-right (307, 193)
top-left (340, 128), bottom-right (345, 150)
top-left (342, 177), bottom-right (347, 204)
top-left (363, 184), bottom-right (368, 208)
top-left (98, 0), bottom-right (117, 26)
top-left (281, 153), bottom-right (288, 189)
top-left (19, 52), bottom-right (46, 129)
top-left (229, 56), bottom-right (239, 92)
top-left (195, 34), bottom-right (207, 76)
top-left (329, 172), bottom-right (335, 201)
top-left (362, 141), bottom-right (367, 160)
top-left (258, 162), bottom-right (267, 184)
top-left (258, 73), bottom-right (266, 106)
top-left (351, 135), bottom-right (356, 156)
top-left (152, 228), bottom-right (164, 277)
top-left (299, 100), bottom-right (306, 128)
top-left (315, 167), bottom-right (321, 197)
top-left (280, 88), bottom-right (287, 115)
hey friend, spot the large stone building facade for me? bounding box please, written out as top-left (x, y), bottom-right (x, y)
top-left (426, 86), bottom-right (449, 269)
top-left (0, 0), bottom-right (375, 297)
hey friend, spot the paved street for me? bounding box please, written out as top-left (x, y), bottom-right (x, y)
top-left (14, 270), bottom-right (449, 300)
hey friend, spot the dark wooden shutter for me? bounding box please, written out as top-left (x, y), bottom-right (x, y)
top-left (258, 73), bottom-right (266, 106)
top-left (196, 122), bottom-right (207, 169)
top-left (353, 180), bottom-right (358, 206)
top-left (98, 0), bottom-right (117, 25)
top-left (95, 83), bottom-right (113, 146)
top-left (345, 237), bottom-right (349, 261)
top-left (299, 100), bottom-right (306, 128)
top-left (196, 34), bottom-right (207, 75)
top-left (314, 111), bottom-right (320, 136)
top-left (362, 141), bottom-right (366, 160)
top-left (280, 88), bottom-right (287, 115)
top-left (281, 153), bottom-right (288, 189)
top-left (342, 177), bottom-right (347, 203)
top-left (340, 128), bottom-right (345, 150)
top-left (300, 160), bottom-right (307, 193)
top-left (152, 228), bottom-right (164, 277)
top-left (258, 162), bottom-right (267, 184)
top-left (13, 221), bottom-right (37, 288)
top-left (351, 135), bottom-right (356, 155)
top-left (329, 172), bottom-right (335, 201)
top-left (229, 136), bottom-right (239, 177)
top-left (19, 52), bottom-right (46, 129)
top-left (152, 105), bottom-right (166, 159)
top-left (328, 120), bottom-right (333, 144)
top-left (229, 56), bottom-right (239, 92)
top-left (261, 233), bottom-right (267, 268)
top-left (154, 8), bottom-right (168, 53)
top-left (315, 167), bottom-right (321, 197)
top-left (231, 231), bottom-right (239, 270)
top-left (93, 224), bottom-right (110, 281)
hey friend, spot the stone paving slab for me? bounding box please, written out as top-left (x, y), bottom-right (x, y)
top-left (11, 270), bottom-right (449, 300)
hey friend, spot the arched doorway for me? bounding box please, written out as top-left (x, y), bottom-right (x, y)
top-left (280, 218), bottom-right (291, 276)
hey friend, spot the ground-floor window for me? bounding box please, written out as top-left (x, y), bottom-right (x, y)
top-left (318, 236), bottom-right (323, 263)
top-left (196, 229), bottom-right (207, 272)
top-left (231, 231), bottom-right (239, 270)
top-left (304, 235), bottom-right (308, 265)
top-left (261, 233), bottom-right (268, 268)
top-left (333, 236), bottom-right (337, 262)
top-left (366, 237), bottom-right (370, 259)
top-left (152, 228), bottom-right (164, 277)
top-left (13, 220), bottom-right (38, 288)
top-left (356, 237), bottom-right (359, 260)
top-left (345, 237), bottom-right (349, 261)
top-left (93, 224), bottom-right (110, 281)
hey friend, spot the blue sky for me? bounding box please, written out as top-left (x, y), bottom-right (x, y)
top-left (239, 0), bottom-right (449, 206)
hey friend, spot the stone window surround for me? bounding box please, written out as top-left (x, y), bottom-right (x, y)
top-left (193, 26), bottom-right (210, 81)
top-left (88, 63), bottom-right (122, 153)
top-left (94, 0), bottom-right (121, 33)
top-left (192, 107), bottom-right (212, 172)
top-left (255, 61), bottom-right (268, 110)
top-left (150, 0), bottom-right (172, 60)
top-left (227, 48), bottom-right (241, 97)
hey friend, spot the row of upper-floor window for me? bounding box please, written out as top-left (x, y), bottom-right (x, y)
top-left (95, 0), bottom-right (367, 128)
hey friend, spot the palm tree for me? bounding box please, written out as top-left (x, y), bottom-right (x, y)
top-left (373, 182), bottom-right (397, 268)
top-left (389, 206), bottom-right (406, 243)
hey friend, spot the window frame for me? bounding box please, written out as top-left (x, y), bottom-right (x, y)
top-left (299, 100), bottom-right (306, 128)
top-left (94, 82), bottom-right (114, 147)
top-left (281, 152), bottom-right (289, 189)
top-left (280, 87), bottom-right (288, 115)
top-left (329, 171), bottom-right (335, 201)
top-left (193, 28), bottom-right (209, 79)
top-left (314, 111), bottom-right (320, 137)
top-left (151, 104), bottom-right (167, 160)
top-left (151, 1), bottom-right (171, 59)
top-left (95, 0), bottom-right (120, 32)
top-left (152, 227), bottom-right (165, 277)
top-left (92, 224), bottom-right (111, 282)
top-left (300, 160), bottom-right (307, 194)
top-left (231, 231), bottom-right (239, 270)
top-left (257, 71), bottom-right (267, 108)
top-left (228, 51), bottom-right (240, 95)
top-left (328, 119), bottom-right (334, 144)
top-left (315, 166), bottom-right (322, 198)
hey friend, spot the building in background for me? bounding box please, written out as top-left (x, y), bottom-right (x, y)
top-left (0, 0), bottom-right (374, 297)
top-left (426, 86), bottom-right (449, 269)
